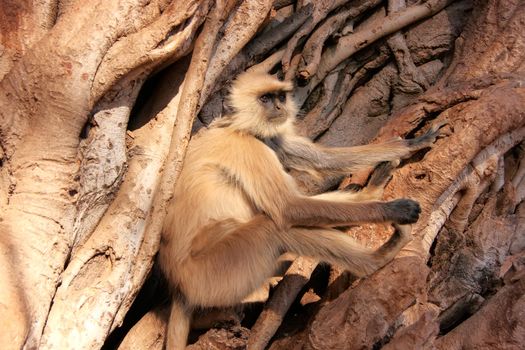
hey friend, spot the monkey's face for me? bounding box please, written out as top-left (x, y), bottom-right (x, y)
top-left (258, 90), bottom-right (290, 123)
top-left (228, 71), bottom-right (298, 137)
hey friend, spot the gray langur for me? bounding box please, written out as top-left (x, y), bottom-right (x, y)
top-left (159, 71), bottom-right (440, 348)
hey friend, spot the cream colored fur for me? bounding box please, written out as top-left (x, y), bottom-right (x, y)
top-left (158, 71), bottom-right (435, 349)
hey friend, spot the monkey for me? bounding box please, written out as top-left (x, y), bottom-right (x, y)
top-left (158, 71), bottom-right (441, 349)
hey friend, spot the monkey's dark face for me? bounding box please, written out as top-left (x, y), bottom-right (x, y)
top-left (258, 91), bottom-right (289, 122)
top-left (228, 71), bottom-right (298, 137)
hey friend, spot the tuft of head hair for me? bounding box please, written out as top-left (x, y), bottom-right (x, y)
top-left (224, 71), bottom-right (298, 138)
top-left (229, 72), bottom-right (293, 111)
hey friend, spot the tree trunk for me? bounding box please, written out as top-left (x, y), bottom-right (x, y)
top-left (0, 0), bottom-right (523, 349)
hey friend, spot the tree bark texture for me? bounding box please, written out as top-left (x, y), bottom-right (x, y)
top-left (0, 0), bottom-right (523, 349)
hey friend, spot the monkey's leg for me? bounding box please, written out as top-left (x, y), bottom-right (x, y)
top-left (178, 216), bottom-right (285, 308)
top-left (190, 218), bottom-right (240, 258)
top-left (281, 224), bottom-right (412, 277)
top-left (166, 217), bottom-right (281, 349)
top-left (285, 197), bottom-right (420, 227)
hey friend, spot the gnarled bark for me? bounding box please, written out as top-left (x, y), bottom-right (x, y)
top-left (0, 0), bottom-right (523, 349)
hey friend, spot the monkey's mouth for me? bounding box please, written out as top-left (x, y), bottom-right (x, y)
top-left (268, 114), bottom-right (287, 122)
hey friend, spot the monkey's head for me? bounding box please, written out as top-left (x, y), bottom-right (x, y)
top-left (227, 71), bottom-right (298, 138)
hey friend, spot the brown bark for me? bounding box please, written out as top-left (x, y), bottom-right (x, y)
top-left (0, 0), bottom-right (523, 349)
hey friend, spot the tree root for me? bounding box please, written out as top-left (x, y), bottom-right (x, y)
top-left (118, 306), bottom-right (169, 350)
top-left (296, 6), bottom-right (354, 82)
top-left (246, 48), bottom-right (285, 73)
top-left (297, 0), bottom-right (383, 82)
top-left (382, 308), bottom-right (439, 350)
top-left (73, 84), bottom-right (139, 251)
top-left (91, 0), bottom-right (209, 105)
top-left (38, 2), bottom-right (229, 347)
top-left (199, 3), bottom-right (313, 107)
top-left (413, 126), bottom-right (525, 258)
top-left (308, 0), bottom-right (453, 91)
top-left (198, 0), bottom-right (274, 109)
top-left (248, 257), bottom-right (317, 350)
top-left (386, 0), bottom-right (429, 97)
top-left (308, 256), bottom-right (429, 350)
top-left (507, 144), bottom-right (525, 208)
top-left (300, 45), bottom-right (390, 139)
top-left (299, 70), bottom-right (340, 136)
top-left (38, 62), bottom-right (189, 350)
top-left (300, 73), bottom-right (525, 348)
top-left (281, 0), bottom-right (348, 72)
top-left (434, 263), bottom-right (525, 349)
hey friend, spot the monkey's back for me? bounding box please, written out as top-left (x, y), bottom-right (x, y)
top-left (160, 127), bottom-right (276, 288)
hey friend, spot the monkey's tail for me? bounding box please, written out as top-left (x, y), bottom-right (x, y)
top-left (280, 224), bottom-right (412, 277)
top-left (166, 297), bottom-right (191, 350)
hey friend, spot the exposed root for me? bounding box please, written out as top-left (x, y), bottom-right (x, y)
top-left (281, 0), bottom-right (348, 72)
top-left (248, 257), bottom-right (318, 350)
top-left (490, 156), bottom-right (505, 193)
top-left (73, 83), bottom-right (139, 251)
top-left (91, 0), bottom-right (210, 104)
top-left (198, 0), bottom-right (274, 110)
top-left (297, 0), bottom-right (383, 82)
top-left (118, 306), bottom-right (169, 350)
top-left (200, 4), bottom-right (313, 107)
top-left (300, 45), bottom-right (390, 138)
top-left (325, 265), bottom-right (354, 301)
top-left (152, 0), bottom-right (229, 203)
top-left (510, 144), bottom-right (525, 189)
top-left (510, 145), bottom-right (525, 206)
top-left (39, 60), bottom-right (190, 348)
top-left (434, 277), bottom-right (525, 349)
top-left (298, 70), bottom-right (340, 135)
top-left (382, 307), bottom-right (439, 350)
top-left (411, 127), bottom-right (525, 258)
top-left (246, 48), bottom-right (285, 74)
top-left (308, 0), bottom-right (453, 92)
top-left (445, 155), bottom-right (499, 234)
top-left (345, 83), bottom-right (486, 186)
top-left (437, 293), bottom-right (485, 334)
top-left (296, 6), bottom-right (355, 82)
top-left (284, 52), bottom-right (303, 81)
top-left (307, 256), bottom-right (428, 350)
top-left (102, 2), bottom-right (236, 342)
top-left (386, 0), bottom-right (429, 95)
top-left (498, 145), bottom-right (525, 214)
top-left (388, 33), bottom-right (429, 93)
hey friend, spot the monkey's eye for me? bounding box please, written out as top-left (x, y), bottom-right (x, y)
top-left (277, 92), bottom-right (286, 102)
top-left (259, 93), bottom-right (272, 104)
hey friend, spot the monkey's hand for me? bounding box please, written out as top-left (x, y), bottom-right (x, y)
top-left (336, 161), bottom-right (399, 203)
top-left (368, 161), bottom-right (398, 188)
top-left (406, 120), bottom-right (448, 152)
top-left (385, 199), bottom-right (421, 224)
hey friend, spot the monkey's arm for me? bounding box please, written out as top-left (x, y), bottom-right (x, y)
top-left (284, 196), bottom-right (420, 227)
top-left (228, 142), bottom-right (420, 228)
top-left (273, 123), bottom-right (442, 174)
